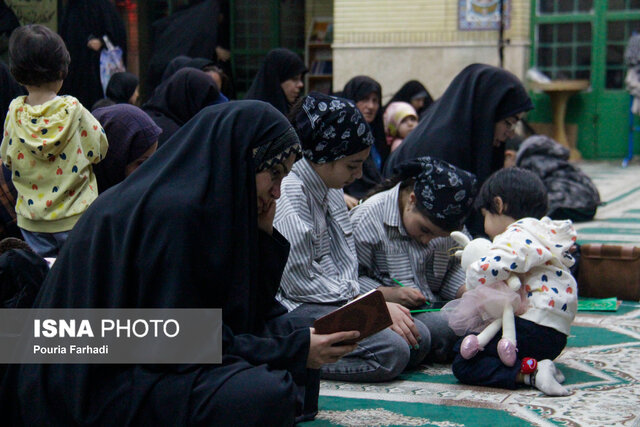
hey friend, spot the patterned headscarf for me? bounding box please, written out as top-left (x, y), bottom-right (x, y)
top-left (292, 92), bottom-right (374, 164)
top-left (394, 156), bottom-right (477, 231)
top-left (252, 126), bottom-right (302, 172)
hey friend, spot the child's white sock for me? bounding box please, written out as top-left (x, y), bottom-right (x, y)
top-left (525, 359), bottom-right (569, 396)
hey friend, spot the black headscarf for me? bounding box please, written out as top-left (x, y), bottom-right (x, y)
top-left (392, 156), bottom-right (477, 231)
top-left (105, 71), bottom-right (139, 104)
top-left (161, 56), bottom-right (216, 83)
top-left (292, 92), bottom-right (374, 164)
top-left (147, 0), bottom-right (221, 92)
top-left (59, 0), bottom-right (127, 108)
top-left (245, 48), bottom-right (307, 115)
top-left (92, 104), bottom-right (162, 192)
top-left (1, 59), bottom-right (25, 137)
top-left (338, 76), bottom-right (386, 199)
top-left (3, 101), bottom-right (305, 425)
top-left (142, 68), bottom-right (225, 146)
top-left (385, 80), bottom-right (434, 116)
top-left (383, 64), bottom-right (533, 185)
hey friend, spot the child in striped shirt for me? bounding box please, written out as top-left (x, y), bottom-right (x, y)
top-left (350, 156), bottom-right (477, 362)
top-left (275, 92), bottom-right (431, 382)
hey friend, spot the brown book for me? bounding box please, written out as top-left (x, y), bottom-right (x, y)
top-left (313, 290), bottom-right (392, 344)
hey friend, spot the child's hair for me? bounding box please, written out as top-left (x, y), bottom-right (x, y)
top-left (8, 24), bottom-right (70, 86)
top-left (475, 168), bottom-right (548, 220)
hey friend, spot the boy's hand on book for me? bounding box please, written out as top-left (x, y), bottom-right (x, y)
top-left (386, 302), bottom-right (421, 348)
top-left (378, 286), bottom-right (426, 308)
top-left (306, 328), bottom-right (359, 369)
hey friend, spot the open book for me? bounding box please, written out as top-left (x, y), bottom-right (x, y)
top-left (313, 290), bottom-right (392, 344)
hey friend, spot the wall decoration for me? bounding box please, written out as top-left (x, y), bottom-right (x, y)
top-left (458, 0), bottom-right (510, 31)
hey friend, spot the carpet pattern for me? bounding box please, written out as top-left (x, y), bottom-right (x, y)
top-left (304, 161), bottom-right (640, 426)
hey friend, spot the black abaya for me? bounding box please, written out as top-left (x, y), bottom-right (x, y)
top-left (147, 0), bottom-right (221, 92)
top-left (59, 0), bottom-right (127, 109)
top-left (339, 76), bottom-right (386, 199)
top-left (384, 80), bottom-right (434, 116)
top-left (142, 68), bottom-right (226, 146)
top-left (383, 64), bottom-right (533, 184)
top-left (245, 48), bottom-right (307, 115)
top-left (2, 101), bottom-right (318, 425)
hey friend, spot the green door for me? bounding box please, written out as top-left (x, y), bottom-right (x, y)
top-left (230, 0), bottom-right (305, 98)
top-left (529, 0), bottom-right (640, 159)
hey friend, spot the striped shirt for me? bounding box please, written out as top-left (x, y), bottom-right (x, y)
top-left (350, 183), bottom-right (466, 302)
top-left (274, 158), bottom-right (360, 311)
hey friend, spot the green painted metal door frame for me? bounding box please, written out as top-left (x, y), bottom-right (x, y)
top-left (529, 1), bottom-right (640, 159)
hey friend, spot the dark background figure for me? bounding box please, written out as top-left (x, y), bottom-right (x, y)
top-left (385, 80), bottom-right (434, 117)
top-left (59, 0), bottom-right (127, 109)
top-left (146, 0), bottom-right (225, 95)
top-left (0, 0), bottom-right (20, 63)
top-left (512, 135), bottom-right (601, 222)
top-left (105, 71), bottom-right (139, 105)
top-left (383, 64), bottom-right (533, 235)
top-left (0, 158), bottom-right (20, 240)
top-left (1, 59), bottom-right (25, 136)
top-left (0, 60), bottom-right (23, 240)
top-left (245, 48), bottom-right (306, 115)
top-left (92, 104), bottom-right (161, 193)
top-left (339, 76), bottom-right (386, 201)
top-left (142, 67), bottom-right (227, 146)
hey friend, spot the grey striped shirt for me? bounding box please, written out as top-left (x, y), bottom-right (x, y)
top-left (274, 158), bottom-right (360, 311)
top-left (350, 184), bottom-right (466, 302)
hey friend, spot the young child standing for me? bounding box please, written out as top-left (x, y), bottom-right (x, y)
top-left (275, 92), bottom-right (431, 382)
top-left (451, 168), bottom-right (577, 396)
top-left (1, 25), bottom-right (108, 257)
top-left (350, 156), bottom-right (477, 362)
top-left (383, 101), bottom-right (418, 152)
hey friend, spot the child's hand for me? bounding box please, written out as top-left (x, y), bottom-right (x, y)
top-left (343, 194), bottom-right (359, 210)
top-left (378, 286), bottom-right (426, 308)
top-left (307, 328), bottom-right (359, 369)
top-left (386, 302), bottom-right (421, 347)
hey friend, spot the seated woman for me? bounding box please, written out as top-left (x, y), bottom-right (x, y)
top-left (340, 76), bottom-right (386, 205)
top-left (384, 80), bottom-right (434, 117)
top-left (92, 104), bottom-right (162, 193)
top-left (142, 68), bottom-right (228, 147)
top-left (383, 64), bottom-right (534, 235)
top-left (275, 92), bottom-right (430, 382)
top-left (1, 101), bottom-right (358, 425)
top-left (245, 48), bottom-right (306, 115)
top-left (351, 156), bottom-right (477, 362)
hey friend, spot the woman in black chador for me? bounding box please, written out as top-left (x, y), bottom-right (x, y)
top-left (1, 101), bottom-right (358, 425)
top-left (383, 64), bottom-right (533, 235)
top-left (59, 0), bottom-right (127, 108)
top-left (384, 80), bottom-right (434, 117)
top-left (245, 48), bottom-right (307, 115)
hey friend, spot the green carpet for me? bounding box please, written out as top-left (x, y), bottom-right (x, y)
top-left (302, 303), bottom-right (640, 426)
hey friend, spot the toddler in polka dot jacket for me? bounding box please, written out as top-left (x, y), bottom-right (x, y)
top-left (448, 168), bottom-right (577, 396)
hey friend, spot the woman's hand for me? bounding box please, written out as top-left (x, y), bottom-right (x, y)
top-left (87, 38), bottom-right (102, 51)
top-left (386, 302), bottom-right (421, 347)
top-left (378, 286), bottom-right (426, 308)
top-left (307, 328), bottom-right (359, 369)
top-left (257, 199), bottom-right (276, 235)
top-left (343, 194), bottom-right (359, 210)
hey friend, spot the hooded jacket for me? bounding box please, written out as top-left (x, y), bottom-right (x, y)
top-left (1, 95), bottom-right (108, 232)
